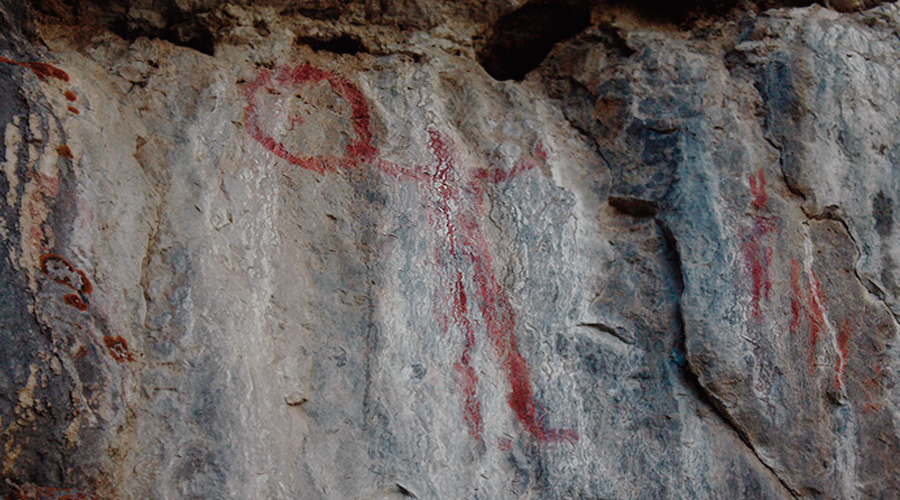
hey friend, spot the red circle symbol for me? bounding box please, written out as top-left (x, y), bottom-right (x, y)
top-left (243, 64), bottom-right (377, 174)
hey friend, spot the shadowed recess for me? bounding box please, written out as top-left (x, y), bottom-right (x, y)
top-left (476, 0), bottom-right (591, 81)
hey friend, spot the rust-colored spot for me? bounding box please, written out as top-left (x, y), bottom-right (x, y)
top-left (63, 293), bottom-right (88, 311)
top-left (103, 336), bottom-right (134, 363)
top-left (67, 106), bottom-right (79, 115)
top-left (40, 253), bottom-right (75, 285)
top-left (75, 269), bottom-right (92, 294)
top-left (39, 253), bottom-right (93, 299)
top-left (0, 56), bottom-right (70, 82)
top-left (57, 145), bottom-right (73, 158)
top-left (64, 90), bottom-right (77, 101)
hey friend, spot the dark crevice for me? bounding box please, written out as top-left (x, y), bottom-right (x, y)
top-left (608, 196), bottom-right (659, 217)
top-left (108, 5), bottom-right (215, 56)
top-left (295, 34), bottom-right (367, 55)
top-left (577, 322), bottom-right (634, 345)
top-left (476, 0), bottom-right (591, 81)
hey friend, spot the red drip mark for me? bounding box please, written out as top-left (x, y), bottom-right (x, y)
top-left (835, 319), bottom-right (850, 389)
top-left (0, 56), bottom-right (70, 82)
top-left (12, 485), bottom-right (98, 500)
top-left (103, 335), bottom-right (134, 363)
top-left (39, 254), bottom-right (93, 311)
top-left (67, 106), bottom-right (79, 115)
top-left (57, 145), bottom-right (73, 159)
top-left (741, 169), bottom-right (777, 319)
top-left (243, 64), bottom-right (376, 174)
top-left (64, 90), bottom-right (77, 102)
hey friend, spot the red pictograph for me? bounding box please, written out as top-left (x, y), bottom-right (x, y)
top-left (242, 63), bottom-right (376, 174)
top-left (244, 65), bottom-right (576, 443)
top-left (741, 169), bottom-right (777, 320)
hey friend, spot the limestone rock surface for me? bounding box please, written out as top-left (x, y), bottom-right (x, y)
top-left (0, 0), bottom-right (898, 499)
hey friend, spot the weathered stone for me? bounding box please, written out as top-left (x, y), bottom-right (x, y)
top-left (0, 0), bottom-right (898, 498)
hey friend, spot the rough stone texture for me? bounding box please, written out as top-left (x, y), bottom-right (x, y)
top-left (0, 0), bottom-right (899, 498)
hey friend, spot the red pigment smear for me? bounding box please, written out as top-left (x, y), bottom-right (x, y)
top-left (57, 145), bottom-right (73, 158)
top-left (103, 335), bottom-right (134, 363)
top-left (0, 56), bottom-right (70, 82)
top-left (532, 140), bottom-right (549, 163)
top-left (741, 169), bottom-right (778, 320)
top-left (423, 129), bottom-right (576, 443)
top-left (243, 64), bottom-right (376, 173)
top-left (67, 106), bottom-right (79, 115)
top-left (806, 270), bottom-right (825, 374)
top-left (835, 319), bottom-right (851, 389)
top-left (13, 486), bottom-right (98, 500)
top-left (63, 293), bottom-right (89, 311)
top-left (749, 168), bottom-right (768, 210)
top-left (64, 90), bottom-right (77, 101)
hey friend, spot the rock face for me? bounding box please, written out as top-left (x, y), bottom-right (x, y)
top-left (0, 0), bottom-right (898, 498)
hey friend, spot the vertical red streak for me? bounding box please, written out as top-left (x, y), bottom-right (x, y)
top-left (750, 168), bottom-right (768, 210)
top-left (835, 319), bottom-right (850, 389)
top-left (424, 129), bottom-right (575, 443)
top-left (742, 169), bottom-right (776, 320)
top-left (807, 270), bottom-right (825, 374)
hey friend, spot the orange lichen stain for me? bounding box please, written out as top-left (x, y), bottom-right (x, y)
top-left (63, 294), bottom-right (88, 311)
top-left (103, 336), bottom-right (134, 363)
top-left (56, 145), bottom-right (72, 159)
top-left (0, 56), bottom-right (70, 82)
top-left (64, 91), bottom-right (77, 102)
top-left (67, 106), bottom-right (79, 115)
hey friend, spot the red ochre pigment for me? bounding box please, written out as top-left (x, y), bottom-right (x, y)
top-left (63, 293), bottom-right (89, 311)
top-left (0, 56), bottom-right (70, 82)
top-left (103, 335), bottom-right (134, 363)
top-left (741, 169), bottom-right (777, 320)
top-left (835, 319), bottom-right (851, 389)
top-left (57, 144), bottom-right (73, 158)
top-left (422, 129), bottom-right (575, 443)
top-left (243, 63), bottom-right (376, 173)
top-left (244, 64), bottom-right (575, 443)
top-left (789, 258), bottom-right (827, 374)
top-left (67, 106), bottom-right (79, 115)
top-left (64, 90), bottom-right (77, 101)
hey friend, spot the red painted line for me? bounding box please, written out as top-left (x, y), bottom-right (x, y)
top-left (242, 65), bottom-right (574, 443)
top-left (749, 168), bottom-right (768, 211)
top-left (243, 64), bottom-right (376, 173)
top-left (423, 129), bottom-right (575, 443)
top-left (0, 56), bottom-right (70, 82)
